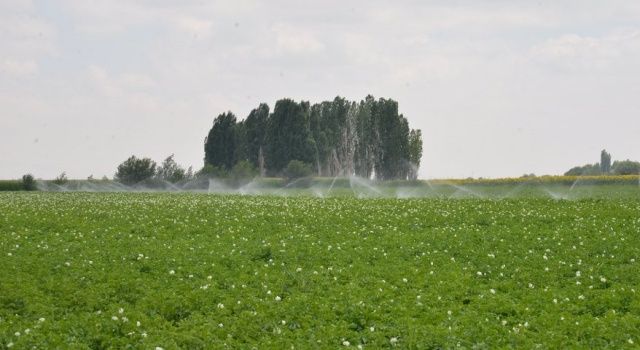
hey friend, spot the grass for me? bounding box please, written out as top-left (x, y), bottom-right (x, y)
top-left (1, 191), bottom-right (640, 348)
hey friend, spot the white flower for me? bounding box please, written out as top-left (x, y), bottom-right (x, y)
top-left (490, 289), bottom-right (496, 294)
top-left (38, 317), bottom-right (45, 322)
top-left (576, 271), bottom-right (581, 277)
top-left (169, 270), bottom-right (175, 275)
top-left (296, 267), bottom-right (302, 272)
top-left (217, 303), bottom-right (224, 309)
top-left (390, 337), bottom-right (398, 345)
top-left (141, 332), bottom-right (148, 338)
top-left (155, 347), bottom-right (164, 350)
top-left (112, 316), bottom-right (118, 321)
top-left (369, 326), bottom-right (375, 332)
top-left (136, 321), bottom-right (141, 327)
top-left (7, 343), bottom-right (13, 348)
top-left (14, 331), bottom-right (21, 337)
top-left (275, 296), bottom-right (282, 301)
top-left (402, 278), bottom-right (408, 283)
top-left (600, 277), bottom-right (607, 283)
top-left (119, 308), bottom-right (124, 314)
top-left (218, 323), bottom-right (224, 328)
top-left (342, 340), bottom-right (351, 346)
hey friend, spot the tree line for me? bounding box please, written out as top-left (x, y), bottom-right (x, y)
top-left (564, 149), bottom-right (640, 176)
top-left (203, 95), bottom-right (423, 180)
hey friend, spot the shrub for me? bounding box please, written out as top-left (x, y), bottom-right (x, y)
top-left (53, 172), bottom-right (68, 185)
top-left (115, 156), bottom-right (157, 185)
top-left (196, 164), bottom-right (228, 179)
top-left (284, 160), bottom-right (313, 181)
top-left (612, 160), bottom-right (640, 175)
top-left (22, 174), bottom-right (36, 191)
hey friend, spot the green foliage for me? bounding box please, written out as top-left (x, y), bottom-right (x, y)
top-left (22, 174), bottom-right (36, 191)
top-left (283, 160), bottom-right (313, 180)
top-left (230, 160), bottom-right (258, 181)
top-left (1, 192), bottom-right (639, 348)
top-left (600, 150), bottom-right (612, 174)
top-left (196, 164), bottom-right (228, 179)
top-left (266, 99), bottom-right (316, 174)
top-left (408, 129), bottom-right (423, 180)
top-left (204, 112), bottom-right (237, 170)
top-left (114, 156), bottom-right (157, 185)
top-left (0, 180), bottom-right (24, 191)
top-left (564, 163), bottom-right (601, 176)
top-left (612, 160), bottom-right (640, 175)
top-left (156, 154), bottom-right (186, 183)
top-left (52, 172), bottom-right (68, 185)
top-left (204, 96), bottom-right (423, 180)
top-left (244, 104), bottom-right (269, 171)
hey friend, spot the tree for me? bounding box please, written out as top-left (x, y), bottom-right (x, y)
top-left (564, 163), bottom-right (601, 176)
top-left (204, 96), bottom-right (422, 180)
top-left (245, 103), bottom-right (270, 175)
top-left (197, 164), bottom-right (228, 178)
top-left (22, 174), bottom-right (36, 191)
top-left (600, 150), bottom-right (612, 174)
top-left (408, 129), bottom-right (423, 180)
top-left (266, 99), bottom-right (315, 174)
top-left (53, 172), bottom-right (68, 185)
top-left (204, 112), bottom-right (237, 170)
top-left (156, 154), bottom-right (186, 183)
top-left (115, 156), bottom-right (157, 185)
top-left (612, 160), bottom-right (640, 175)
top-left (284, 160), bottom-right (313, 181)
top-left (354, 96), bottom-right (377, 178)
top-left (230, 160), bottom-right (258, 180)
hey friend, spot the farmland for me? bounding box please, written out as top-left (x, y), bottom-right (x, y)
top-left (1, 191), bottom-right (640, 348)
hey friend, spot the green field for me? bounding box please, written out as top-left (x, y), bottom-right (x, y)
top-left (1, 191), bottom-right (640, 348)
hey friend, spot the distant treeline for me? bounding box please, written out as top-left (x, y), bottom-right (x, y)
top-left (204, 96), bottom-right (423, 180)
top-left (564, 150), bottom-right (640, 176)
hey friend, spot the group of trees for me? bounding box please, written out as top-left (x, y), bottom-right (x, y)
top-left (115, 155), bottom-right (193, 185)
top-left (204, 96), bottom-right (423, 180)
top-left (564, 149), bottom-right (640, 176)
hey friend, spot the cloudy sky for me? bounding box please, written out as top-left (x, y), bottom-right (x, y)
top-left (1, 0), bottom-right (639, 179)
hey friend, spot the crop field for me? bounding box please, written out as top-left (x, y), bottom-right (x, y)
top-left (1, 190), bottom-right (640, 348)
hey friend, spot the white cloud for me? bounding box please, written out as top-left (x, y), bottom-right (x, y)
top-left (272, 23), bottom-right (325, 55)
top-left (531, 30), bottom-right (640, 71)
top-left (171, 16), bottom-right (214, 38)
top-left (2, 1), bottom-right (640, 179)
top-left (0, 59), bottom-right (38, 76)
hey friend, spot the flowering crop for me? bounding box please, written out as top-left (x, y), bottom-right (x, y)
top-left (1, 192), bottom-right (639, 348)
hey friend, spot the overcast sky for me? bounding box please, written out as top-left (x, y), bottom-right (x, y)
top-left (1, 0), bottom-right (639, 179)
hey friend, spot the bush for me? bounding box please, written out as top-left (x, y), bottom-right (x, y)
top-left (115, 156), bottom-right (157, 185)
top-left (196, 164), bottom-right (228, 179)
top-left (53, 172), bottom-right (68, 185)
top-left (612, 160), bottom-right (640, 175)
top-left (231, 161), bottom-right (258, 180)
top-left (284, 160), bottom-right (313, 181)
top-left (156, 154), bottom-right (187, 183)
top-left (22, 174), bottom-right (36, 191)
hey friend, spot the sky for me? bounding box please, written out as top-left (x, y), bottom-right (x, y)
top-left (1, 0), bottom-right (639, 180)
